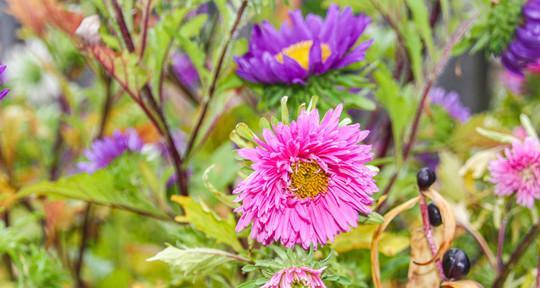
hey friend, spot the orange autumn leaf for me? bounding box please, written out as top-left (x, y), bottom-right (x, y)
top-left (6, 0), bottom-right (83, 36)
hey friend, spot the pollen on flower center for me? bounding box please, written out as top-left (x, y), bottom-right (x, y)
top-left (289, 161), bottom-right (329, 199)
top-left (275, 40), bottom-right (331, 70)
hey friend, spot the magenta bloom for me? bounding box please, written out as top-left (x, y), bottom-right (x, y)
top-left (488, 137), bottom-right (540, 207)
top-left (0, 64), bottom-right (9, 100)
top-left (262, 266), bottom-right (326, 288)
top-left (78, 129), bottom-right (144, 173)
top-left (429, 88), bottom-right (471, 123)
top-left (235, 5), bottom-right (372, 85)
top-left (234, 105), bottom-right (378, 248)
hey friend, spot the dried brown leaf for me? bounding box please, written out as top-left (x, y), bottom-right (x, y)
top-left (407, 227), bottom-right (441, 288)
top-left (371, 196), bottom-right (420, 288)
top-left (414, 189), bottom-right (456, 265)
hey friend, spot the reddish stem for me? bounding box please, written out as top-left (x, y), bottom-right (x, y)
top-left (185, 0), bottom-right (249, 158)
top-left (419, 193), bottom-right (446, 279)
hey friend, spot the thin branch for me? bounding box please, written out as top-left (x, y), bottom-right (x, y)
top-left (458, 222), bottom-right (497, 269)
top-left (184, 0), bottom-right (249, 158)
top-left (92, 4), bottom-right (190, 195)
top-left (2, 212), bottom-right (15, 280)
top-left (139, 0), bottom-right (152, 60)
top-left (493, 222), bottom-right (540, 288)
top-left (497, 201), bottom-right (513, 273)
top-left (97, 76), bottom-right (114, 139)
top-left (74, 74), bottom-right (113, 288)
top-left (49, 94), bottom-right (71, 181)
top-left (110, 0), bottom-right (135, 53)
top-left (378, 17), bottom-right (476, 204)
top-left (419, 193), bottom-right (446, 279)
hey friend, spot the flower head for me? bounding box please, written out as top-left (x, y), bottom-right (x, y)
top-left (234, 105), bottom-right (377, 248)
top-left (488, 137), bottom-right (540, 207)
top-left (501, 0), bottom-right (540, 75)
top-left (78, 129), bottom-right (143, 173)
top-left (429, 88), bottom-right (471, 123)
top-left (0, 64), bottom-right (9, 100)
top-left (235, 5), bottom-right (372, 85)
top-left (262, 266), bottom-right (326, 288)
top-left (172, 53), bottom-right (200, 90)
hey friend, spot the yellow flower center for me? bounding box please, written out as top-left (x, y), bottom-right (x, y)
top-left (275, 40), bottom-right (331, 70)
top-left (289, 161), bottom-right (329, 199)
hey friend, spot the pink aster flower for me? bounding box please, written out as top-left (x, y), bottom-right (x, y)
top-left (234, 105), bottom-right (378, 248)
top-left (262, 266), bottom-right (326, 288)
top-left (488, 137), bottom-right (540, 207)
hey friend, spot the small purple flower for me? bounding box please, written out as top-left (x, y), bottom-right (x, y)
top-left (0, 64), bottom-right (9, 100)
top-left (501, 0), bottom-right (540, 75)
top-left (235, 4), bottom-right (372, 85)
top-left (429, 88), bottom-right (471, 123)
top-left (78, 129), bottom-right (144, 173)
top-left (172, 53), bottom-right (200, 90)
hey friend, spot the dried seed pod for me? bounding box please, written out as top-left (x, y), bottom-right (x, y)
top-left (428, 203), bottom-right (443, 227)
top-left (417, 167), bottom-right (437, 190)
top-left (414, 189), bottom-right (456, 266)
top-left (371, 196), bottom-right (420, 288)
top-left (443, 248), bottom-right (471, 280)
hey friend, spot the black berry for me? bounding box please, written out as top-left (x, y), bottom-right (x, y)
top-left (442, 248), bottom-right (471, 280)
top-left (416, 167), bottom-right (436, 190)
top-left (428, 203), bottom-right (442, 227)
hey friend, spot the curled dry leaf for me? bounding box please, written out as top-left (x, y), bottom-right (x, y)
top-left (406, 227), bottom-right (441, 288)
top-left (371, 196), bottom-right (420, 288)
top-left (414, 189), bottom-right (456, 266)
top-left (441, 280), bottom-right (484, 288)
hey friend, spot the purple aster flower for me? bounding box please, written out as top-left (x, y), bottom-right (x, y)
top-left (0, 64), bottom-right (9, 100)
top-left (172, 53), bottom-right (200, 90)
top-left (501, 0), bottom-right (540, 75)
top-left (235, 4), bottom-right (372, 85)
top-left (429, 88), bottom-right (471, 123)
top-left (78, 129), bottom-right (144, 173)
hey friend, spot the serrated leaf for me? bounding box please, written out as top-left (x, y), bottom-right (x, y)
top-left (15, 167), bottom-right (160, 216)
top-left (147, 246), bottom-right (247, 278)
top-left (171, 196), bottom-right (243, 252)
top-left (89, 46), bottom-right (149, 96)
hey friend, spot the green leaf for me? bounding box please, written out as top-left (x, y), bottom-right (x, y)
top-left (520, 114), bottom-right (538, 139)
top-left (373, 67), bottom-right (414, 165)
top-left (171, 196), bottom-right (243, 252)
top-left (331, 225), bottom-right (409, 256)
top-left (406, 0), bottom-right (436, 60)
top-left (202, 165), bottom-right (239, 209)
top-left (147, 246), bottom-right (248, 278)
top-left (476, 127), bottom-right (518, 144)
top-left (402, 23), bottom-right (424, 85)
top-left (16, 169), bottom-right (159, 215)
top-left (359, 212), bottom-right (384, 224)
top-left (342, 92), bottom-right (376, 111)
top-left (179, 14), bottom-right (208, 38)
